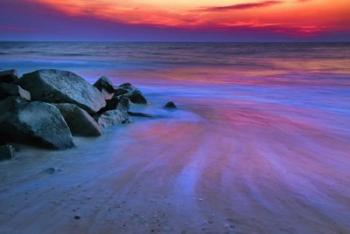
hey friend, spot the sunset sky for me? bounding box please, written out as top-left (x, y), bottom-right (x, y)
top-left (0, 0), bottom-right (349, 41)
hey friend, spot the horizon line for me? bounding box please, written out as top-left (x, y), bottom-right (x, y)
top-left (0, 40), bottom-right (350, 43)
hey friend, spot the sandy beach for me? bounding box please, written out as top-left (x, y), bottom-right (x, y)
top-left (1, 81), bottom-right (350, 233)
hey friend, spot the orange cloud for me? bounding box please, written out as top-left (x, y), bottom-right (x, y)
top-left (35, 0), bottom-right (350, 35)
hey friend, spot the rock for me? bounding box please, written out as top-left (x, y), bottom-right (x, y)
top-left (100, 89), bottom-right (114, 101)
top-left (19, 69), bottom-right (106, 114)
top-left (116, 96), bottom-right (130, 112)
top-left (118, 83), bottom-right (133, 90)
top-left (128, 90), bottom-right (147, 104)
top-left (0, 145), bottom-right (15, 161)
top-left (0, 83), bottom-right (31, 101)
top-left (0, 139), bottom-right (6, 145)
top-left (0, 97), bottom-right (74, 149)
top-left (43, 167), bottom-right (57, 174)
top-left (164, 101), bottom-right (177, 109)
top-left (98, 96), bottom-right (119, 113)
top-left (0, 69), bottom-right (19, 83)
top-left (98, 95), bottom-right (130, 114)
top-left (97, 109), bottom-right (129, 128)
top-left (114, 88), bottom-right (128, 96)
top-left (94, 76), bottom-right (115, 93)
top-left (114, 83), bottom-right (147, 104)
top-left (115, 83), bottom-right (147, 104)
top-left (55, 103), bottom-right (102, 137)
top-left (96, 97), bottom-right (130, 128)
top-left (43, 167), bottom-right (62, 174)
top-left (94, 76), bottom-right (115, 100)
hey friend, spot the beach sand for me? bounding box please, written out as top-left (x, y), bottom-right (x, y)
top-left (1, 87), bottom-right (349, 234)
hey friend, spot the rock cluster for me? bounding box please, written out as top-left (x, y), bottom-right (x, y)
top-left (0, 69), bottom-right (150, 159)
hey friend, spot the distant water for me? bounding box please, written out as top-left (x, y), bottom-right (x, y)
top-left (0, 42), bottom-right (350, 83)
top-left (1, 42), bottom-right (350, 232)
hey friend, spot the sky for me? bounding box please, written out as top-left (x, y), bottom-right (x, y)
top-left (0, 0), bottom-right (349, 41)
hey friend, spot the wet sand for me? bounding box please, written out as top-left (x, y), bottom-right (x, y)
top-left (1, 82), bottom-right (350, 234)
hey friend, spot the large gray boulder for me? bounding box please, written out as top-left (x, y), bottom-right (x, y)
top-left (55, 103), bottom-right (102, 137)
top-left (94, 76), bottom-right (114, 100)
top-left (19, 69), bottom-right (106, 114)
top-left (0, 69), bottom-right (19, 83)
top-left (0, 97), bottom-right (74, 149)
top-left (0, 83), bottom-right (31, 101)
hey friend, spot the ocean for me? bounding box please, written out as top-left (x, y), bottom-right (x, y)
top-left (1, 42), bottom-right (350, 83)
top-left (1, 42), bottom-right (350, 233)
top-left (1, 42), bottom-right (349, 123)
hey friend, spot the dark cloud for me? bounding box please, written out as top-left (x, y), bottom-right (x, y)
top-left (201, 1), bottom-right (283, 12)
